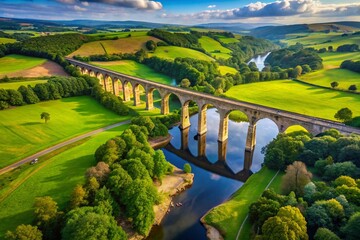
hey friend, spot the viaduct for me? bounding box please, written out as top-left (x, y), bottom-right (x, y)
top-left (67, 58), bottom-right (360, 155)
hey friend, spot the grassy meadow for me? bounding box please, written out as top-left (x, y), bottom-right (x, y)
top-left (0, 96), bottom-right (129, 168)
top-left (300, 52), bottom-right (360, 91)
top-left (199, 36), bottom-right (232, 59)
top-left (219, 66), bottom-right (238, 75)
top-left (0, 79), bottom-right (48, 89)
top-left (0, 54), bottom-right (46, 75)
top-left (91, 60), bottom-right (174, 85)
top-left (0, 38), bottom-right (16, 44)
top-left (204, 167), bottom-right (283, 240)
top-left (0, 124), bottom-right (129, 238)
top-left (216, 35), bottom-right (240, 44)
top-left (224, 80), bottom-right (360, 120)
top-left (150, 46), bottom-right (214, 61)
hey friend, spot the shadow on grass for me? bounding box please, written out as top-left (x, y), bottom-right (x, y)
top-left (20, 122), bottom-right (41, 126)
top-left (0, 209), bottom-right (34, 238)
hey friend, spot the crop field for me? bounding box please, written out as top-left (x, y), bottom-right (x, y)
top-left (224, 80), bottom-right (360, 121)
top-left (0, 79), bottom-right (47, 89)
top-left (219, 66), bottom-right (238, 75)
top-left (0, 124), bottom-right (129, 238)
top-left (199, 36), bottom-right (232, 59)
top-left (88, 31), bottom-right (148, 39)
top-left (300, 52), bottom-right (360, 91)
top-left (69, 35), bottom-right (159, 56)
top-left (282, 32), bottom-right (360, 49)
top-left (0, 55), bottom-right (46, 75)
top-left (150, 46), bottom-right (214, 61)
top-left (0, 96), bottom-right (128, 168)
top-left (92, 60), bottom-right (174, 85)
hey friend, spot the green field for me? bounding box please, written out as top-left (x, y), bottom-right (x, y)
top-left (300, 52), bottom-right (360, 91)
top-left (199, 36), bottom-right (232, 59)
top-left (282, 32), bottom-right (360, 50)
top-left (216, 35), bottom-right (239, 44)
top-left (0, 124), bottom-right (129, 238)
top-left (0, 79), bottom-right (48, 90)
top-left (69, 35), bottom-right (157, 56)
top-left (0, 55), bottom-right (46, 75)
top-left (0, 38), bottom-right (16, 44)
top-left (150, 46), bottom-right (214, 62)
top-left (91, 60), bottom-right (174, 85)
top-left (204, 167), bottom-right (283, 240)
top-left (88, 31), bottom-right (147, 39)
top-left (224, 80), bottom-right (360, 121)
top-left (219, 66), bottom-right (238, 75)
top-left (0, 96), bottom-right (129, 168)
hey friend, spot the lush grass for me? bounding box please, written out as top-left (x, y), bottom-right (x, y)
top-left (0, 54), bottom-right (46, 75)
top-left (149, 46), bottom-right (214, 62)
top-left (0, 79), bottom-right (48, 89)
top-left (91, 60), bottom-right (174, 85)
top-left (0, 96), bottom-right (128, 168)
top-left (0, 38), bottom-right (16, 44)
top-left (224, 80), bottom-right (360, 120)
top-left (0, 124), bottom-right (129, 238)
top-left (69, 35), bottom-right (158, 56)
top-left (282, 32), bottom-right (360, 50)
top-left (204, 167), bottom-right (282, 240)
top-left (216, 35), bottom-right (239, 44)
top-left (300, 52), bottom-right (360, 92)
top-left (199, 36), bottom-right (232, 59)
top-left (88, 31), bottom-right (147, 39)
top-left (219, 66), bottom-right (238, 75)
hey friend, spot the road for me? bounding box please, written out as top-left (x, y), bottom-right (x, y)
top-left (0, 120), bottom-right (131, 175)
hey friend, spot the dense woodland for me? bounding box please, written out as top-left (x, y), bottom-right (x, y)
top-left (341, 60), bottom-right (360, 73)
top-left (255, 129), bottom-right (360, 239)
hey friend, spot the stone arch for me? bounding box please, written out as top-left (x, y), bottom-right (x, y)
top-left (88, 70), bottom-right (95, 77)
top-left (160, 91), bottom-right (182, 115)
top-left (96, 72), bottom-right (105, 89)
top-left (129, 81), bottom-right (146, 106)
top-left (144, 86), bottom-right (162, 110)
top-left (104, 74), bottom-right (113, 92)
top-left (224, 109), bottom-right (250, 123)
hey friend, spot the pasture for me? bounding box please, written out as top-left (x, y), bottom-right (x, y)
top-left (199, 36), bottom-right (232, 59)
top-left (219, 66), bottom-right (238, 75)
top-left (0, 96), bottom-right (128, 168)
top-left (0, 55), bottom-right (46, 75)
top-left (0, 38), bottom-right (16, 44)
top-left (150, 46), bottom-right (214, 61)
top-left (216, 35), bottom-right (239, 44)
top-left (300, 52), bottom-right (360, 91)
top-left (0, 124), bottom-right (129, 238)
top-left (224, 80), bottom-right (360, 120)
top-left (92, 60), bottom-right (174, 85)
top-left (0, 79), bottom-right (48, 89)
top-left (69, 35), bottom-right (158, 56)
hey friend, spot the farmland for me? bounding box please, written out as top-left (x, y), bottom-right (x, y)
top-left (0, 55), bottom-right (46, 75)
top-left (150, 46), bottom-right (214, 61)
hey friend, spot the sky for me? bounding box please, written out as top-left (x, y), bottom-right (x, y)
top-left (0, 0), bottom-right (359, 25)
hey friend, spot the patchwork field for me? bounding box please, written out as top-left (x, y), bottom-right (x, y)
top-left (300, 52), bottom-right (360, 91)
top-left (69, 35), bottom-right (159, 56)
top-left (0, 38), bottom-right (16, 44)
top-left (224, 80), bottom-right (360, 121)
top-left (0, 79), bottom-right (48, 89)
top-left (150, 46), bottom-right (214, 61)
top-left (199, 36), bottom-right (232, 59)
top-left (92, 60), bottom-right (174, 85)
top-left (219, 66), bottom-right (238, 75)
top-left (0, 96), bottom-right (128, 168)
top-left (216, 35), bottom-right (240, 44)
top-left (282, 32), bottom-right (360, 50)
top-left (0, 54), bottom-right (46, 75)
top-left (0, 124), bottom-right (129, 238)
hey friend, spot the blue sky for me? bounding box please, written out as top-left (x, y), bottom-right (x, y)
top-left (0, 0), bottom-right (359, 24)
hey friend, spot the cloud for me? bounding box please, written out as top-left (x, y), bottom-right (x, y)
top-left (81, 1), bottom-right (89, 6)
top-left (79, 0), bottom-right (162, 10)
top-left (164, 0), bottom-right (360, 20)
top-left (208, 5), bottom-right (216, 9)
top-left (56, 0), bottom-right (76, 3)
top-left (74, 5), bottom-right (86, 11)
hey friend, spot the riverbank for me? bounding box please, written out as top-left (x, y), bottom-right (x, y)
top-left (126, 166), bottom-right (194, 240)
top-left (201, 167), bottom-right (283, 240)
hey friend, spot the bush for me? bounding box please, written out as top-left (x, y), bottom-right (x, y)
top-left (183, 163), bottom-right (192, 173)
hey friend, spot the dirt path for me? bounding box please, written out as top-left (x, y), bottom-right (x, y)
top-left (0, 60), bottom-right (68, 78)
top-left (0, 120), bottom-right (131, 175)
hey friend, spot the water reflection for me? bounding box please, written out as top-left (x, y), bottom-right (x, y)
top-left (147, 108), bottom-right (278, 240)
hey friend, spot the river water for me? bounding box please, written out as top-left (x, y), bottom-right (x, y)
top-left (147, 109), bottom-right (279, 240)
top-left (247, 52), bottom-right (271, 71)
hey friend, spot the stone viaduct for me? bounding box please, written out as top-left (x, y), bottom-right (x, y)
top-left (67, 58), bottom-right (360, 154)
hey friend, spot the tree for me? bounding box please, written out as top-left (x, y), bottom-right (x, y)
top-left (330, 81), bottom-right (339, 88)
top-left (85, 161), bottom-right (110, 185)
top-left (33, 196), bottom-right (58, 225)
top-left (183, 163), bottom-right (192, 173)
top-left (349, 84), bottom-right (357, 91)
top-left (70, 185), bottom-right (88, 209)
top-left (7, 89), bottom-right (24, 106)
top-left (120, 158), bottom-right (152, 182)
top-left (153, 150), bottom-right (168, 180)
top-left (301, 64), bottom-right (312, 74)
top-left (324, 161), bottom-right (357, 181)
top-left (264, 147), bottom-right (285, 170)
top-left (106, 165), bottom-right (132, 201)
top-left (249, 197), bottom-right (281, 233)
top-left (261, 206), bottom-right (308, 240)
top-left (334, 108), bottom-right (352, 122)
top-left (281, 161), bottom-right (312, 196)
top-left (5, 224), bottom-right (42, 240)
top-left (180, 78), bottom-right (191, 88)
top-left (145, 40), bottom-right (157, 51)
top-left (334, 176), bottom-right (357, 187)
top-left (314, 228), bottom-right (340, 240)
top-left (40, 112), bottom-right (50, 123)
top-left (343, 212), bottom-right (360, 240)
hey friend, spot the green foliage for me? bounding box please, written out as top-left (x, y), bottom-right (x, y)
top-left (62, 207), bottom-right (127, 240)
top-left (334, 108), bottom-right (353, 122)
top-left (281, 161), bottom-right (312, 196)
top-left (5, 224), bottom-right (42, 240)
top-left (6, 89), bottom-right (24, 106)
top-left (334, 176), bottom-right (357, 187)
top-left (91, 86), bottom-right (129, 116)
top-left (153, 150), bottom-right (169, 180)
top-left (106, 165), bottom-right (132, 201)
top-left (148, 29), bottom-right (202, 50)
top-left (324, 162), bottom-right (358, 181)
top-left (331, 81), bottom-right (339, 88)
top-left (145, 40), bottom-right (157, 51)
top-left (336, 44), bottom-right (359, 52)
top-left (85, 162), bottom-right (111, 186)
top-left (343, 212), bottom-right (360, 240)
top-left (70, 185), bottom-right (88, 209)
top-left (17, 85), bottom-right (40, 104)
top-left (33, 196), bottom-right (59, 225)
top-left (249, 197), bottom-right (281, 233)
top-left (349, 84), bottom-right (357, 91)
top-left (120, 158), bottom-right (152, 182)
top-left (341, 60), bottom-right (360, 73)
top-left (180, 78), bottom-right (191, 88)
top-left (314, 228), bottom-right (340, 240)
top-left (40, 112), bottom-right (50, 123)
top-left (335, 185), bottom-right (360, 205)
top-left (183, 163), bottom-right (192, 173)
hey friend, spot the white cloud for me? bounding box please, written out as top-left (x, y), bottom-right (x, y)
top-left (81, 1), bottom-right (89, 6)
top-left (208, 5), bottom-right (216, 9)
top-left (56, 0), bottom-right (76, 4)
top-left (79, 0), bottom-right (163, 10)
top-left (74, 5), bottom-right (86, 11)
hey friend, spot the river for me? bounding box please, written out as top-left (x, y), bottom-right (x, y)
top-left (247, 52), bottom-right (271, 71)
top-left (147, 109), bottom-right (279, 239)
